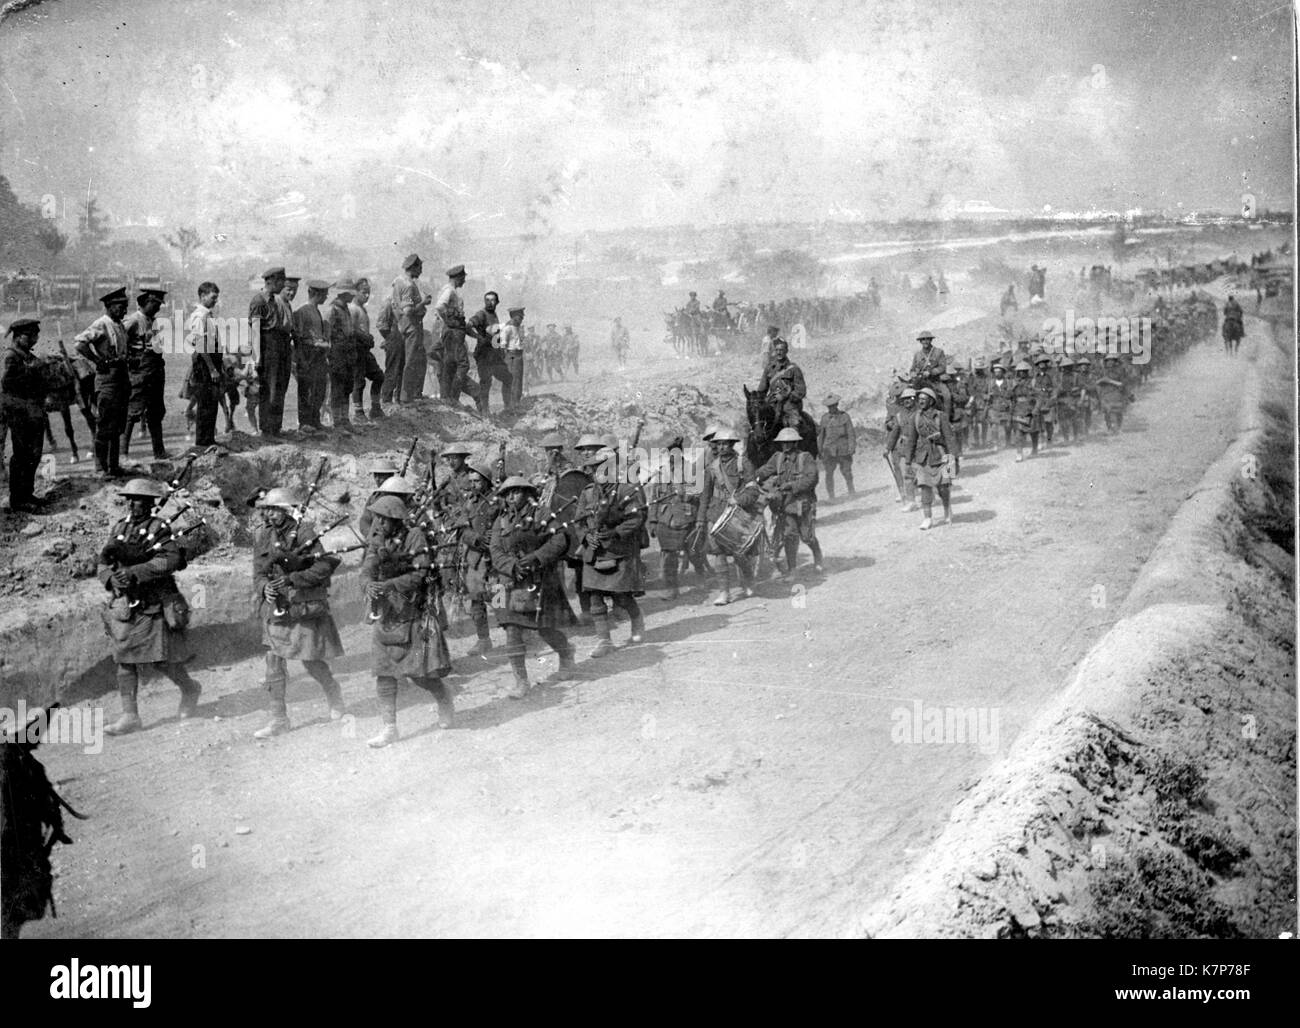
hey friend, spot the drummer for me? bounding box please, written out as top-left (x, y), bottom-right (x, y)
top-left (693, 424), bottom-right (760, 606)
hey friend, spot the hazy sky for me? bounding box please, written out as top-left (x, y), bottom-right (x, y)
top-left (0, 0), bottom-right (1293, 245)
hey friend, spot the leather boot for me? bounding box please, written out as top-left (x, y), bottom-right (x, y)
top-left (105, 669), bottom-right (142, 736)
top-left (468, 632), bottom-right (493, 657)
top-left (555, 646), bottom-right (577, 682)
top-left (507, 660), bottom-right (529, 699)
top-left (254, 676), bottom-right (290, 738)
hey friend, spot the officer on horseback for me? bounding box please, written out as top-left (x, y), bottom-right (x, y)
top-left (755, 338), bottom-right (806, 429)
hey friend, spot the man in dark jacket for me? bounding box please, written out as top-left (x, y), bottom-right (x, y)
top-left (817, 393), bottom-right (855, 500)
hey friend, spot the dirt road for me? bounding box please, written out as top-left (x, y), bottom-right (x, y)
top-left (27, 337), bottom-right (1250, 938)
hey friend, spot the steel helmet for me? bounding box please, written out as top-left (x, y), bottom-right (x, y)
top-left (540, 432), bottom-right (565, 450)
top-left (468, 462), bottom-right (496, 483)
top-left (366, 495), bottom-right (408, 521)
top-left (1014, 360), bottom-right (1032, 373)
top-left (918, 387), bottom-right (938, 402)
top-left (369, 458), bottom-right (400, 476)
top-left (496, 475), bottom-right (539, 494)
top-left (441, 442), bottom-right (472, 457)
top-left (712, 425), bottom-right (741, 443)
top-left (377, 474), bottom-right (416, 495)
top-left (1076, 356), bottom-right (1092, 367)
top-left (701, 424), bottom-right (721, 441)
top-left (900, 388), bottom-right (918, 400)
top-left (581, 447), bottom-right (615, 467)
top-left (774, 427), bottom-right (802, 443)
top-left (117, 478), bottom-right (166, 499)
top-left (257, 487), bottom-right (300, 509)
top-left (1059, 357), bottom-right (1076, 368)
top-left (1033, 354), bottom-right (1051, 365)
top-left (575, 433), bottom-right (604, 450)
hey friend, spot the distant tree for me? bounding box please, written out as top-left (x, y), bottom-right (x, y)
top-left (77, 196), bottom-right (110, 265)
top-left (34, 223), bottom-right (67, 269)
top-left (395, 223), bottom-right (443, 271)
top-left (103, 238), bottom-right (178, 276)
top-left (285, 231), bottom-right (345, 275)
top-left (166, 226), bottom-right (203, 277)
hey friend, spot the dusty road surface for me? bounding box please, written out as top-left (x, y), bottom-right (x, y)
top-left (24, 333), bottom-right (1254, 939)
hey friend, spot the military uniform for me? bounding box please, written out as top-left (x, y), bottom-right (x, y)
top-left (695, 444), bottom-right (759, 603)
top-left (122, 303), bottom-right (169, 458)
top-left (362, 521), bottom-right (453, 738)
top-left (1009, 374), bottom-right (1040, 457)
top-left (249, 279), bottom-right (293, 434)
top-left (756, 354), bottom-right (807, 428)
top-left (74, 309), bottom-right (131, 475)
top-left (98, 507), bottom-right (202, 732)
top-left (645, 448), bottom-right (711, 598)
top-left (252, 518), bottom-right (346, 728)
top-left (755, 445), bottom-right (823, 573)
top-left (348, 297), bottom-right (384, 420)
top-left (327, 296), bottom-right (357, 429)
top-left (1031, 365), bottom-right (1059, 445)
top-left (1095, 361), bottom-right (1134, 432)
top-left (1, 328), bottom-right (50, 509)
top-left (968, 365), bottom-right (990, 449)
top-left (291, 300), bottom-right (329, 430)
top-left (435, 270), bottom-right (473, 403)
top-left (817, 402), bottom-right (856, 499)
top-left (574, 468), bottom-right (647, 652)
top-left (1055, 363), bottom-right (1084, 443)
top-left (489, 486), bottom-right (577, 694)
top-left (900, 400), bottom-right (957, 527)
top-left (987, 371), bottom-right (1015, 450)
top-left (468, 305), bottom-right (511, 416)
top-left (882, 399), bottom-right (917, 507)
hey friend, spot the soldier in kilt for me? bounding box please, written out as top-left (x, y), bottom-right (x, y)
top-left (1055, 357), bottom-right (1083, 443)
top-left (574, 448), bottom-right (648, 656)
top-left (756, 426), bottom-right (824, 575)
top-left (99, 478), bottom-right (202, 735)
top-left (900, 388), bottom-right (957, 530)
top-left (694, 425), bottom-right (760, 606)
top-left (451, 461), bottom-right (500, 656)
top-left (1031, 353), bottom-right (1058, 448)
top-left (251, 488), bottom-right (346, 738)
top-left (1009, 361), bottom-right (1040, 461)
top-left (361, 495), bottom-right (454, 747)
top-left (645, 438), bottom-right (712, 599)
top-left (489, 476), bottom-right (577, 698)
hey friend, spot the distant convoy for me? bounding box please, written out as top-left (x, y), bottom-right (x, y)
top-left (0, 272), bottom-right (172, 319)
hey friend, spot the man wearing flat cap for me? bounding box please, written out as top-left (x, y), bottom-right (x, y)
top-left (327, 280), bottom-right (360, 433)
top-left (435, 264), bottom-right (473, 405)
top-left (291, 280), bottom-right (330, 432)
top-left (122, 288), bottom-right (171, 460)
top-left (1, 317), bottom-right (52, 512)
top-left (75, 286), bottom-right (134, 477)
top-left (390, 254), bottom-right (427, 403)
top-left (817, 393), bottom-right (856, 501)
top-left (499, 306), bottom-right (526, 409)
top-left (249, 266), bottom-right (292, 436)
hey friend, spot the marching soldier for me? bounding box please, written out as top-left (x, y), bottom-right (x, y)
top-left (392, 254), bottom-right (428, 403)
top-left (249, 266), bottom-right (293, 437)
top-left (429, 442), bottom-right (476, 514)
top-left (435, 264), bottom-right (473, 405)
top-left (644, 438), bottom-right (711, 599)
top-left (1075, 356), bottom-right (1096, 435)
top-left (817, 393), bottom-right (856, 500)
top-left (121, 288), bottom-right (171, 460)
top-left (2, 317), bottom-right (51, 512)
top-left (883, 387), bottom-right (918, 509)
top-left (694, 425), bottom-right (759, 606)
top-left (1009, 360), bottom-right (1039, 461)
top-left (968, 357), bottom-right (990, 450)
top-left (1055, 357), bottom-right (1083, 444)
top-left (349, 278), bottom-right (385, 422)
top-left (489, 476), bottom-right (577, 698)
top-left (361, 494), bottom-right (453, 747)
top-left (945, 365), bottom-right (971, 462)
top-left (756, 426), bottom-right (824, 575)
top-left (987, 360), bottom-right (1015, 452)
top-left (574, 446), bottom-right (648, 655)
top-left (541, 323), bottom-right (562, 381)
top-left (327, 281), bottom-right (360, 434)
top-left (562, 325), bottom-right (580, 375)
top-left (290, 280), bottom-right (330, 433)
top-left (535, 432), bottom-right (572, 484)
top-left (251, 488), bottom-right (346, 738)
top-left (1031, 353), bottom-right (1059, 447)
top-left (756, 338), bottom-right (807, 429)
top-left (74, 286), bottom-right (133, 478)
top-left (900, 387), bottom-right (956, 530)
top-left (449, 461), bottom-right (500, 657)
top-left (1095, 354), bottom-right (1135, 432)
top-left (356, 458), bottom-right (404, 539)
top-left (99, 478), bottom-right (202, 735)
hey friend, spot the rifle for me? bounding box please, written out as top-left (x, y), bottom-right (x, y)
top-left (55, 340), bottom-right (93, 422)
top-left (496, 440), bottom-right (507, 484)
top-left (400, 437), bottom-right (419, 477)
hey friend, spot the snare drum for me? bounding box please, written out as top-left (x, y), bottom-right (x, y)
top-left (709, 503), bottom-right (765, 557)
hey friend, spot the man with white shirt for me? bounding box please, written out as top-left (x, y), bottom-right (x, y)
top-left (185, 282), bottom-right (228, 449)
top-left (435, 264), bottom-right (473, 406)
top-left (500, 305), bottom-right (526, 410)
top-left (349, 277), bottom-right (384, 422)
top-left (392, 254), bottom-right (428, 403)
top-left (74, 287), bottom-right (133, 478)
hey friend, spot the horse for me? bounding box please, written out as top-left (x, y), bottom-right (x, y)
top-left (1222, 314), bottom-right (1244, 355)
top-left (743, 385), bottom-right (819, 471)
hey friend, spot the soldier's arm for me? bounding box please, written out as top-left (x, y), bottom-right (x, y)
top-left (526, 523), bottom-right (570, 567)
top-left (360, 538), bottom-right (382, 582)
top-left (899, 418), bottom-right (919, 463)
top-left (606, 487), bottom-right (647, 538)
top-left (251, 531), bottom-right (274, 589)
top-left (287, 532), bottom-right (341, 588)
top-left (695, 472), bottom-right (713, 526)
top-left (384, 531), bottom-right (430, 593)
top-left (844, 414), bottom-right (857, 453)
top-left (488, 515), bottom-right (520, 578)
top-left (792, 454), bottom-right (818, 494)
top-left (125, 529), bottom-right (183, 585)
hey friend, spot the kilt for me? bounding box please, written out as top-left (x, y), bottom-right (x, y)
top-left (371, 606), bottom-right (451, 679)
top-left (262, 611), bottom-right (344, 662)
top-left (914, 460), bottom-right (952, 488)
top-left (103, 601), bottom-right (192, 666)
